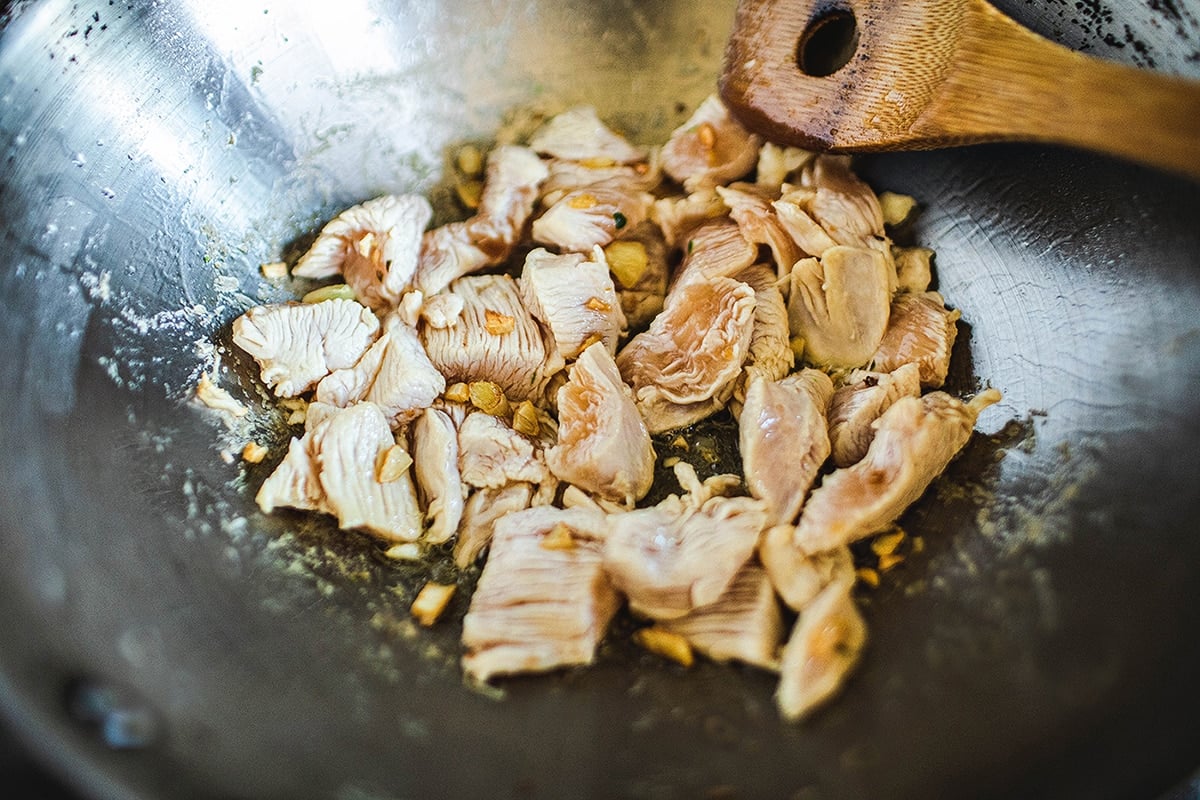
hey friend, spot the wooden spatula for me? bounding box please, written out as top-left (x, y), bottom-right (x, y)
top-left (719, 0), bottom-right (1200, 179)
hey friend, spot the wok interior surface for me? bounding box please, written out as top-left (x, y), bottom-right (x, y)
top-left (1, 0), bottom-right (1199, 798)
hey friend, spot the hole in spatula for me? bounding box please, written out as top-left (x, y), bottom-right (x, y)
top-left (797, 8), bottom-right (859, 77)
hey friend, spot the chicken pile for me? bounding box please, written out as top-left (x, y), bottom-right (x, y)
top-left (227, 96), bottom-right (999, 720)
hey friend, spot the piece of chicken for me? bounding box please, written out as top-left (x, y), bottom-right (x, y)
top-left (606, 221), bottom-right (669, 332)
top-left (755, 143), bottom-right (815, 191)
top-left (801, 155), bottom-right (885, 249)
top-left (787, 246), bottom-right (893, 370)
top-left (457, 411), bottom-right (550, 490)
top-left (528, 105), bottom-right (647, 164)
top-left (539, 154), bottom-right (662, 207)
top-left (651, 188), bottom-right (729, 249)
top-left (729, 264), bottom-right (794, 417)
top-left (758, 525), bottom-right (854, 611)
top-left (739, 370), bottom-right (834, 527)
top-left (893, 246), bottom-right (934, 293)
top-left (669, 218), bottom-right (758, 291)
top-left (531, 178), bottom-right (652, 253)
top-left (603, 492), bottom-right (770, 620)
top-left (232, 298), bottom-right (380, 398)
top-left (412, 222), bottom-right (492, 299)
top-left (452, 482), bottom-right (534, 568)
top-left (794, 389), bottom-right (1002, 553)
top-left (716, 184), bottom-right (803, 279)
top-left (872, 291), bottom-right (961, 389)
top-left (661, 94), bottom-right (761, 192)
top-left (420, 274), bottom-right (561, 402)
top-left (462, 505), bottom-right (619, 682)
top-left (661, 561), bottom-right (783, 671)
top-left (546, 342), bottom-right (655, 506)
top-left (410, 407), bottom-right (465, 544)
top-left (773, 188), bottom-right (839, 258)
top-left (616, 276), bottom-right (756, 433)
top-left (291, 194), bottom-right (433, 311)
top-left (255, 405), bottom-right (333, 516)
top-left (776, 576), bottom-right (867, 720)
top-left (519, 247), bottom-right (625, 360)
top-left (827, 363), bottom-right (922, 467)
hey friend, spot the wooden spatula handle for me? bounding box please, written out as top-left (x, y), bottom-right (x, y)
top-left (720, 0), bottom-right (1200, 179)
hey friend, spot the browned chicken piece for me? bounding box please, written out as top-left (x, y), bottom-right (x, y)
top-left (531, 178), bottom-right (652, 253)
top-left (528, 105), bottom-right (647, 164)
top-left (716, 184), bottom-right (803, 279)
top-left (661, 94), bottom-right (761, 192)
top-left (894, 246), bottom-right (934, 293)
top-left (539, 154), bottom-right (662, 207)
top-left (872, 291), bottom-right (961, 389)
top-left (603, 491), bottom-right (770, 620)
top-left (828, 363), bottom-right (922, 467)
top-left (519, 248), bottom-right (625, 360)
top-left (410, 407), bottom-right (465, 544)
top-left (755, 143), bottom-right (815, 191)
top-left (291, 194), bottom-right (433, 311)
top-left (452, 482), bottom-right (534, 568)
top-left (795, 389), bottom-right (1002, 553)
top-left (606, 221), bottom-right (669, 332)
top-left (420, 274), bottom-right (561, 401)
top-left (661, 562), bottom-right (784, 671)
top-left (670, 219), bottom-right (758, 291)
top-left (801, 155), bottom-right (885, 249)
top-left (616, 276), bottom-right (756, 433)
top-left (546, 342), bottom-right (655, 506)
top-left (457, 411), bottom-right (551, 490)
top-left (462, 506), bottom-right (620, 681)
top-left (758, 525), bottom-right (853, 611)
top-left (788, 246), bottom-right (893, 370)
top-left (651, 188), bottom-right (728, 249)
top-left (739, 369), bottom-right (834, 526)
top-left (729, 264), bottom-right (794, 417)
top-left (414, 146), bottom-right (548, 297)
top-left (773, 188), bottom-right (839, 258)
top-left (776, 576), bottom-right (866, 720)
top-left (260, 401), bottom-right (423, 542)
top-left (232, 298), bottom-right (380, 398)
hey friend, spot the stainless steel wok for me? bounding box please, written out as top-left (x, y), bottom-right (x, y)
top-left (1, 1), bottom-right (1198, 798)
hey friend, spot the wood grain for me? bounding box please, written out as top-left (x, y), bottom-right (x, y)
top-left (720, 0), bottom-right (1200, 179)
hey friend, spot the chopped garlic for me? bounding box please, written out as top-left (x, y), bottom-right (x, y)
top-left (511, 400), bottom-right (540, 437)
top-left (302, 283), bottom-right (356, 303)
top-left (241, 441), bottom-right (269, 463)
top-left (484, 308), bottom-right (516, 336)
top-left (384, 542), bottom-right (424, 561)
top-left (194, 373), bottom-right (248, 418)
top-left (455, 179), bottom-right (483, 210)
top-left (584, 296), bottom-right (612, 313)
top-left (871, 529), bottom-right (906, 557)
top-left (456, 144), bottom-right (483, 177)
top-left (376, 444), bottom-right (413, 483)
top-left (856, 568), bottom-right (881, 588)
top-left (603, 240), bottom-right (648, 288)
top-left (877, 553), bottom-right (906, 572)
top-left (879, 191), bottom-right (918, 226)
top-left (260, 261), bottom-right (288, 279)
top-left (634, 626), bottom-right (694, 667)
top-left (540, 522), bottom-right (577, 550)
top-left (444, 382), bottom-right (471, 403)
top-left (469, 381), bottom-right (510, 416)
top-left (411, 582), bottom-right (456, 627)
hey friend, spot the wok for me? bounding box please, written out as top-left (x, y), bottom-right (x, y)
top-left (1, 0), bottom-right (1198, 798)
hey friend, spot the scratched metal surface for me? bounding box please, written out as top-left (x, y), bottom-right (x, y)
top-left (0, 1), bottom-right (1198, 799)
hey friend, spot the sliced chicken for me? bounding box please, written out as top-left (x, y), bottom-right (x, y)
top-left (303, 402), bottom-right (422, 542)
top-left (776, 577), bottom-right (867, 720)
top-left (314, 330), bottom-right (389, 408)
top-left (453, 482), bottom-right (534, 568)
top-left (651, 188), bottom-right (728, 249)
top-left (670, 219), bottom-right (758, 291)
top-left (528, 105), bottom-right (646, 164)
top-left (773, 189), bottom-right (839, 258)
top-left (420, 274), bottom-right (560, 401)
top-left (661, 94), bottom-right (761, 192)
top-left (739, 370), bottom-right (834, 527)
top-left (730, 264), bottom-right (794, 416)
top-left (661, 562), bottom-right (783, 671)
top-left (758, 525), bottom-right (853, 611)
top-left (716, 184), bottom-right (803, 279)
top-left (411, 407), bottom-right (465, 544)
top-left (828, 363), bottom-right (922, 467)
top-left (413, 221), bottom-right (492, 299)
top-left (462, 505), bottom-right (619, 681)
top-left (519, 247), bottom-right (625, 360)
top-left (603, 492), bottom-right (770, 620)
top-left (546, 342), bottom-right (655, 506)
top-left (756, 143), bottom-right (815, 191)
top-left (872, 291), bottom-right (961, 388)
top-left (292, 194), bottom-right (433, 311)
top-left (802, 155), bottom-right (885, 249)
top-left (894, 246), bottom-right (934, 293)
top-left (531, 178), bottom-right (652, 253)
top-left (794, 389), bottom-right (1002, 553)
top-left (539, 154), bottom-right (661, 206)
top-left (616, 276), bottom-right (756, 433)
top-left (787, 246), bottom-right (892, 370)
top-left (255, 430), bottom-right (328, 515)
top-left (606, 222), bottom-right (669, 332)
top-left (457, 411), bottom-right (550, 490)
top-left (232, 299), bottom-right (380, 398)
